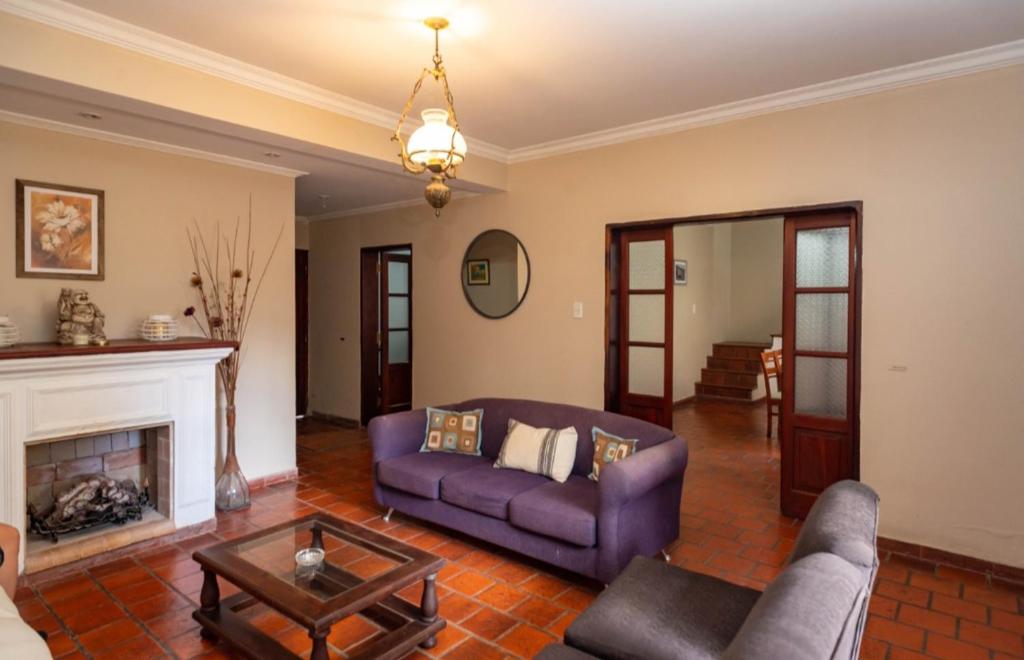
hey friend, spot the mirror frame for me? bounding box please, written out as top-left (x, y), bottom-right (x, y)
top-left (460, 229), bottom-right (531, 320)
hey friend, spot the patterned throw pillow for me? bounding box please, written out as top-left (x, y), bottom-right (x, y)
top-left (589, 427), bottom-right (639, 481)
top-left (420, 407), bottom-right (484, 455)
top-left (493, 419), bottom-right (578, 483)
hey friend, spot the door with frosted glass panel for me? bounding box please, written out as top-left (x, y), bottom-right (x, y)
top-left (781, 212), bottom-right (860, 518)
top-left (616, 228), bottom-right (674, 428)
top-left (381, 253), bottom-right (412, 414)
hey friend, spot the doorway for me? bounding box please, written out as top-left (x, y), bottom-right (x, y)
top-left (605, 203), bottom-right (862, 518)
top-left (360, 245), bottom-right (413, 426)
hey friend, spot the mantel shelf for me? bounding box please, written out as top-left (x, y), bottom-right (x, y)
top-left (0, 337), bottom-right (237, 361)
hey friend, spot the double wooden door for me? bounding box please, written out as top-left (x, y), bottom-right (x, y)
top-left (360, 247), bottom-right (412, 425)
top-left (606, 208), bottom-right (861, 518)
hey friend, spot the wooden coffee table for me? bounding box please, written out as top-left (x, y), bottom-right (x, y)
top-left (191, 512), bottom-right (446, 660)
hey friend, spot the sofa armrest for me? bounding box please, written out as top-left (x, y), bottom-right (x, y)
top-left (368, 408), bottom-right (428, 464)
top-left (599, 437), bottom-right (688, 507)
top-left (0, 523), bottom-right (19, 600)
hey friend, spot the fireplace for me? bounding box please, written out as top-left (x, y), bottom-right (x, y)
top-left (25, 424), bottom-right (171, 539)
top-left (0, 338), bottom-right (234, 574)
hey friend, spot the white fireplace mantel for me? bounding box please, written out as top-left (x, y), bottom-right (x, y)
top-left (0, 338), bottom-right (234, 572)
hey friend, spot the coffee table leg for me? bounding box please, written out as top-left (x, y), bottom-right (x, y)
top-left (419, 572), bottom-right (438, 648)
top-left (309, 630), bottom-right (328, 660)
top-left (199, 569), bottom-right (220, 640)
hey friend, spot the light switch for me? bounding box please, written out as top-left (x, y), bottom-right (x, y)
top-left (572, 302), bottom-right (584, 319)
top-left (691, 304), bottom-right (697, 315)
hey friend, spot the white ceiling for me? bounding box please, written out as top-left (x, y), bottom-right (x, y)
top-left (59, 0), bottom-right (1024, 149)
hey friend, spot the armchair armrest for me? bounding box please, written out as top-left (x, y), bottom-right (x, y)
top-left (0, 523), bottom-right (19, 600)
top-left (596, 437), bottom-right (688, 582)
top-left (599, 437), bottom-right (688, 507)
top-left (368, 408), bottom-right (428, 463)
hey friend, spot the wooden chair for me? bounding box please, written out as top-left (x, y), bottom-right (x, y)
top-left (760, 349), bottom-right (783, 438)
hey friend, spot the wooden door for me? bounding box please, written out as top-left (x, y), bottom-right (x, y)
top-left (359, 250), bottom-right (381, 426)
top-left (380, 253), bottom-right (412, 414)
top-left (781, 211), bottom-right (861, 518)
top-left (295, 249), bottom-right (309, 416)
top-left (614, 227), bottom-right (674, 428)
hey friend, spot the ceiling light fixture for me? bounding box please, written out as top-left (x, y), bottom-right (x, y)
top-left (78, 111), bottom-right (102, 120)
top-left (392, 17), bottom-right (466, 218)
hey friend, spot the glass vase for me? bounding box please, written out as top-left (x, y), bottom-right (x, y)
top-left (215, 403), bottom-right (250, 511)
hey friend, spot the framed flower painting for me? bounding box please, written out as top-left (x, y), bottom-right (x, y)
top-left (15, 180), bottom-right (104, 280)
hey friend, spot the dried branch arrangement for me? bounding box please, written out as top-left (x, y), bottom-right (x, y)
top-left (184, 198), bottom-right (283, 404)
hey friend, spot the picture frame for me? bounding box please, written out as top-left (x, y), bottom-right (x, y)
top-left (16, 179), bottom-right (104, 280)
top-left (466, 259), bottom-right (490, 285)
top-left (674, 259), bottom-right (687, 285)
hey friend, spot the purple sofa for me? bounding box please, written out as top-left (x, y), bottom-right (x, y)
top-left (369, 398), bottom-right (688, 584)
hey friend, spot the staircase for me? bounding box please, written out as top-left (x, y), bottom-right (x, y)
top-left (695, 341), bottom-right (770, 401)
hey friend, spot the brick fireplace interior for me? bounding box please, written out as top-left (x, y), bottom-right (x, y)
top-left (23, 425), bottom-right (173, 572)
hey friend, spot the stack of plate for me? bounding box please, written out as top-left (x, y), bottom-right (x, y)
top-left (139, 314), bottom-right (179, 342)
top-left (0, 316), bottom-right (20, 348)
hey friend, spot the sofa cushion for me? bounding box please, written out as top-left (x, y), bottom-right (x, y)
top-left (377, 452), bottom-right (488, 500)
top-left (788, 480), bottom-right (879, 570)
top-left (420, 407), bottom-right (484, 455)
top-left (589, 427), bottom-right (638, 481)
top-left (441, 464), bottom-right (549, 519)
top-left (494, 418), bottom-right (578, 483)
top-left (723, 553), bottom-right (866, 660)
top-left (566, 556), bottom-right (761, 660)
top-left (509, 476), bottom-right (599, 547)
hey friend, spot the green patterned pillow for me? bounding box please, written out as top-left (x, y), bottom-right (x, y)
top-left (420, 407), bottom-right (484, 455)
top-left (589, 427), bottom-right (638, 481)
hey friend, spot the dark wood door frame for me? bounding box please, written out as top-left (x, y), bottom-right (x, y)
top-left (604, 201), bottom-right (863, 516)
top-left (360, 244), bottom-right (413, 426)
top-left (295, 249), bottom-right (309, 417)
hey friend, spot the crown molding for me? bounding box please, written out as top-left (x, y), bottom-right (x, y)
top-left (308, 192), bottom-right (480, 221)
top-left (0, 110), bottom-right (308, 177)
top-left (506, 39), bottom-right (1024, 163)
top-left (0, 0), bottom-right (511, 163)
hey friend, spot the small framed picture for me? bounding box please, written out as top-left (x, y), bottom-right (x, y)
top-left (16, 180), bottom-right (104, 280)
top-left (674, 259), bottom-right (687, 285)
top-left (466, 259), bottom-right (490, 285)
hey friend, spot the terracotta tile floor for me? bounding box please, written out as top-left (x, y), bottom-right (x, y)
top-left (16, 401), bottom-right (1024, 659)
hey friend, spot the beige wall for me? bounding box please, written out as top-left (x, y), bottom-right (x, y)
top-left (1, 121), bottom-right (297, 482)
top-left (672, 224), bottom-right (715, 401)
top-left (728, 218), bottom-right (783, 342)
top-left (308, 66), bottom-right (1024, 568)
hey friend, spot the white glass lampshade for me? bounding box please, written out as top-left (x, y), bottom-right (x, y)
top-left (407, 108), bottom-right (467, 168)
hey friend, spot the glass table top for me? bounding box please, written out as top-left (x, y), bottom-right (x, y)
top-left (225, 518), bottom-right (411, 602)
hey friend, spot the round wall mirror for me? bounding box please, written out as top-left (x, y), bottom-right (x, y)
top-left (461, 229), bottom-right (531, 319)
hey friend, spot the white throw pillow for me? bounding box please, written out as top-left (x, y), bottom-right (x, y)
top-left (493, 418), bottom-right (578, 483)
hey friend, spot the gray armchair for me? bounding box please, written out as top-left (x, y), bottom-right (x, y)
top-left (538, 480), bottom-right (880, 660)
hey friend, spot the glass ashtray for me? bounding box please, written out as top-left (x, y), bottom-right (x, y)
top-left (295, 547), bottom-right (325, 568)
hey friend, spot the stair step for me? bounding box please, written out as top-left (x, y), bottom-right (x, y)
top-left (695, 383), bottom-right (754, 400)
top-left (700, 368), bottom-right (758, 389)
top-left (706, 356), bottom-right (761, 373)
top-left (712, 342), bottom-right (771, 360)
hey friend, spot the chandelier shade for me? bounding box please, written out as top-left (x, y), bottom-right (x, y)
top-left (407, 109), bottom-right (467, 170)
